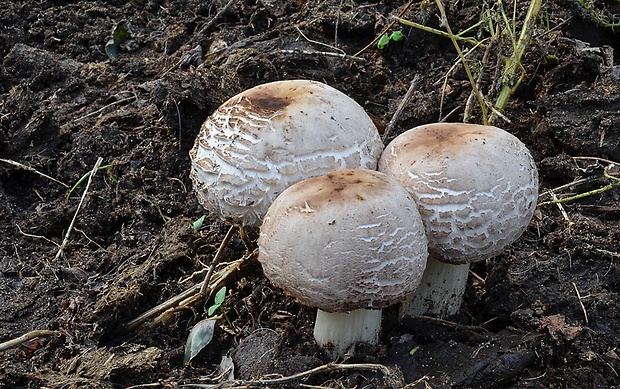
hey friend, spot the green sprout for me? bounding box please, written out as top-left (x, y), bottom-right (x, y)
top-left (208, 286), bottom-right (233, 327)
top-left (193, 215), bottom-right (206, 231)
top-left (67, 164), bottom-right (112, 200)
top-left (377, 31), bottom-right (405, 49)
top-left (105, 21), bottom-right (132, 60)
top-left (183, 286), bottom-right (233, 364)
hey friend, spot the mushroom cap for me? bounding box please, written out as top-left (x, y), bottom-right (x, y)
top-left (189, 80), bottom-right (384, 226)
top-left (257, 169), bottom-right (428, 313)
top-left (379, 123), bottom-right (539, 264)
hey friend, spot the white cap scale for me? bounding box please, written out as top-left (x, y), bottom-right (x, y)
top-left (379, 123), bottom-right (539, 317)
top-left (190, 80), bottom-right (384, 227)
top-left (258, 169), bottom-right (428, 356)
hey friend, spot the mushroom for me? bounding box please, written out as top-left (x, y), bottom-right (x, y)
top-left (189, 79), bottom-right (384, 227)
top-left (378, 123), bottom-right (539, 317)
top-left (257, 169), bottom-right (428, 357)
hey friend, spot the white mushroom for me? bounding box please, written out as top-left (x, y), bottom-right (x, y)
top-left (378, 123), bottom-right (539, 317)
top-left (257, 169), bottom-right (428, 357)
top-left (189, 80), bottom-right (384, 227)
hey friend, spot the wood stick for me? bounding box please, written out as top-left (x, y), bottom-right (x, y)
top-left (55, 157), bottom-right (103, 261)
top-left (0, 330), bottom-right (61, 352)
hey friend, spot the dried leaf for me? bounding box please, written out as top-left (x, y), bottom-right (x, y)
top-left (183, 318), bottom-right (216, 364)
top-left (538, 314), bottom-right (582, 343)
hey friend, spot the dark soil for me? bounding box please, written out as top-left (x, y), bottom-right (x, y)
top-left (1, 0), bottom-right (619, 388)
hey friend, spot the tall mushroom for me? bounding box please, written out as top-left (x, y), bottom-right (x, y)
top-left (189, 80), bottom-right (384, 227)
top-left (378, 123), bottom-right (538, 317)
top-left (257, 169), bottom-right (428, 357)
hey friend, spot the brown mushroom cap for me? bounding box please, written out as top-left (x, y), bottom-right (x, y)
top-left (379, 123), bottom-right (539, 264)
top-left (190, 80), bottom-right (384, 226)
top-left (257, 169), bottom-right (428, 313)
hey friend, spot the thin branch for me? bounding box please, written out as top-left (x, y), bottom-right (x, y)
top-left (124, 251), bottom-right (254, 333)
top-left (0, 158), bottom-right (69, 188)
top-left (196, 0), bottom-right (237, 36)
top-left (200, 225), bottom-right (236, 296)
top-left (435, 0), bottom-right (488, 123)
top-left (572, 282), bottom-right (589, 325)
top-left (16, 224), bottom-right (60, 247)
top-left (392, 16), bottom-right (483, 47)
top-left (70, 96), bottom-right (136, 124)
top-left (181, 362), bottom-right (397, 388)
top-left (295, 26), bottom-right (346, 55)
top-left (55, 157), bottom-right (104, 261)
top-left (415, 315), bottom-right (489, 333)
top-left (573, 156), bottom-right (619, 166)
top-left (490, 0), bottom-right (542, 123)
top-left (0, 330), bottom-right (62, 352)
top-left (538, 178), bottom-right (620, 206)
top-left (279, 49), bottom-right (365, 62)
top-left (382, 74), bottom-right (423, 143)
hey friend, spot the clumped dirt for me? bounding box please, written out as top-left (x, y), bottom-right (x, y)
top-left (1, 0), bottom-right (619, 388)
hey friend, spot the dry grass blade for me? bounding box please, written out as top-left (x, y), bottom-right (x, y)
top-left (0, 330), bottom-right (62, 352)
top-left (538, 165), bottom-right (620, 207)
top-left (382, 74), bottom-right (423, 143)
top-left (181, 362), bottom-right (402, 388)
top-left (54, 157), bottom-right (104, 261)
top-left (434, 0), bottom-right (488, 124)
top-left (125, 250), bottom-right (256, 333)
top-left (0, 158), bottom-right (69, 188)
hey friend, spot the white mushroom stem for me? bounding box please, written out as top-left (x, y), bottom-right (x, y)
top-left (400, 256), bottom-right (470, 318)
top-left (313, 308), bottom-right (382, 358)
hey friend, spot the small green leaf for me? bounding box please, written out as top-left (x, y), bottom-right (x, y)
top-left (105, 21), bottom-right (132, 60)
top-left (409, 346), bottom-right (420, 356)
top-left (207, 304), bottom-right (219, 317)
top-left (183, 318), bottom-right (216, 364)
top-left (390, 31), bottom-right (405, 42)
top-left (66, 164), bottom-right (112, 201)
top-left (214, 286), bottom-right (227, 305)
top-left (377, 34), bottom-right (391, 49)
top-left (193, 215), bottom-right (206, 231)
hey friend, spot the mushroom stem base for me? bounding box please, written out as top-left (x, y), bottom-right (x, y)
top-left (313, 308), bottom-right (381, 358)
top-left (400, 256), bottom-right (470, 318)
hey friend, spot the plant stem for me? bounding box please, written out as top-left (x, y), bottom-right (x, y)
top-left (393, 16), bottom-right (483, 47)
top-left (491, 0), bottom-right (542, 123)
top-left (434, 0), bottom-right (488, 124)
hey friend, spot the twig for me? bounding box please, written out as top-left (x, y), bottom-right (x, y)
top-left (537, 177), bottom-right (596, 200)
top-left (125, 251), bottom-right (254, 333)
top-left (573, 156), bottom-right (619, 166)
top-left (55, 157), bottom-right (103, 261)
top-left (295, 26), bottom-right (346, 55)
top-left (0, 330), bottom-right (62, 352)
top-left (16, 224), bottom-right (60, 247)
top-left (181, 362), bottom-right (397, 388)
top-left (382, 74), bottom-right (423, 143)
top-left (440, 37), bottom-right (488, 121)
top-left (572, 282), bottom-right (589, 325)
top-left (392, 16), bottom-right (483, 47)
top-left (415, 315), bottom-right (489, 333)
top-left (70, 96), bottom-right (136, 124)
top-left (435, 0), bottom-right (488, 124)
top-left (279, 49), bottom-right (365, 62)
top-left (0, 158), bottom-right (69, 188)
top-left (538, 167), bottom-right (620, 207)
top-left (200, 225), bottom-right (236, 296)
top-left (196, 0), bottom-right (236, 36)
top-left (491, 0), bottom-right (542, 123)
top-left (335, 0), bottom-right (344, 48)
top-left (354, 0), bottom-right (415, 57)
